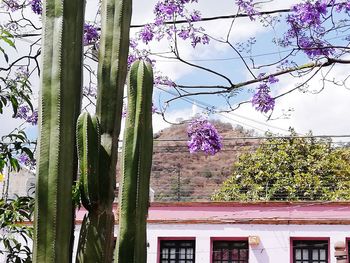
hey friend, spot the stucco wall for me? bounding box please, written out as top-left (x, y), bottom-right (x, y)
top-left (1, 223), bottom-right (349, 262)
top-left (146, 223), bottom-right (349, 263)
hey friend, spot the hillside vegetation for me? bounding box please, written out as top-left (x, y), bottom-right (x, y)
top-left (118, 120), bottom-right (256, 201)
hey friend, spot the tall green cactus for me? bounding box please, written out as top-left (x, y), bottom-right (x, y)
top-left (33, 0), bottom-right (85, 262)
top-left (75, 0), bottom-right (132, 262)
top-left (75, 112), bottom-right (115, 263)
top-left (116, 60), bottom-right (154, 263)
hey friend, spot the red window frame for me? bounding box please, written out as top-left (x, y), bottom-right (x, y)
top-left (290, 237), bottom-right (330, 263)
top-left (210, 237), bottom-right (249, 263)
top-left (157, 237), bottom-right (196, 263)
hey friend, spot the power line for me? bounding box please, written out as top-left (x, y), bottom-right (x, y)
top-left (152, 134), bottom-right (350, 142)
top-left (156, 86), bottom-right (286, 133)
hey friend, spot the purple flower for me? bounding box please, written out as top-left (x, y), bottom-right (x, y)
top-left (268, 75), bottom-right (279, 84)
top-left (201, 34), bottom-right (210, 45)
top-left (189, 10), bottom-right (201, 22)
top-left (30, 0), bottom-right (42, 15)
top-left (129, 39), bottom-right (138, 49)
top-left (19, 154), bottom-right (30, 164)
top-left (281, 1), bottom-right (335, 58)
top-left (149, 0), bottom-right (207, 48)
top-left (191, 36), bottom-right (201, 48)
top-left (336, 2), bottom-right (350, 12)
top-left (154, 75), bottom-right (176, 87)
top-left (291, 0), bottom-right (327, 27)
top-left (16, 105), bottom-right (29, 119)
top-left (187, 118), bottom-right (222, 155)
top-left (298, 36), bottom-right (334, 58)
top-left (127, 54), bottom-right (138, 68)
top-left (235, 0), bottom-right (258, 20)
top-left (178, 28), bottom-right (191, 40)
top-left (251, 83), bottom-right (275, 113)
top-left (3, 0), bottom-right (20, 12)
top-left (18, 153), bottom-right (36, 169)
top-left (26, 110), bottom-right (38, 125)
top-left (140, 24), bottom-right (154, 44)
top-left (15, 105), bottom-right (38, 125)
top-left (83, 23), bottom-right (99, 45)
top-left (15, 66), bottom-right (30, 80)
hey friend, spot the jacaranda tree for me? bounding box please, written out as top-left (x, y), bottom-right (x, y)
top-left (1, 0), bottom-right (350, 262)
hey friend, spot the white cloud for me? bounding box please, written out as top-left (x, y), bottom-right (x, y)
top-left (226, 64), bottom-right (350, 136)
top-left (0, 109), bottom-right (24, 135)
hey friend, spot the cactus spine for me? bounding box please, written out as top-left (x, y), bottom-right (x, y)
top-left (75, 0), bottom-right (132, 262)
top-left (116, 60), bottom-right (154, 263)
top-left (33, 0), bottom-right (85, 262)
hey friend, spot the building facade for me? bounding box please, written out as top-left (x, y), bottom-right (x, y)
top-left (76, 202), bottom-right (350, 263)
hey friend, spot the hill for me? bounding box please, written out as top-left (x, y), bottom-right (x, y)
top-left (117, 120), bottom-right (257, 201)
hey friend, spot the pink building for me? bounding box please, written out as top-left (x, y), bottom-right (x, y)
top-left (75, 201), bottom-right (350, 263)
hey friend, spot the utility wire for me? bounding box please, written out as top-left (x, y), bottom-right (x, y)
top-left (156, 86), bottom-right (285, 133)
top-left (151, 134), bottom-right (350, 142)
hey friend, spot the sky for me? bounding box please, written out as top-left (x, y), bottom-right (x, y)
top-left (1, 0), bottom-right (350, 141)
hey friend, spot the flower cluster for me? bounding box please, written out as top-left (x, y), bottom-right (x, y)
top-left (154, 75), bottom-right (176, 87)
top-left (137, 0), bottom-right (209, 48)
top-left (291, 0), bottom-right (327, 27)
top-left (251, 83), bottom-right (275, 113)
top-left (15, 105), bottom-right (38, 125)
top-left (298, 37), bottom-right (334, 58)
top-left (252, 74), bottom-right (278, 113)
top-left (30, 0), bottom-right (42, 15)
top-left (281, 0), bottom-right (335, 58)
top-left (18, 153), bottom-right (36, 170)
top-left (83, 23), bottom-right (99, 46)
top-left (335, 1), bottom-right (350, 12)
top-left (127, 39), bottom-right (156, 68)
top-left (3, 0), bottom-right (21, 12)
top-left (15, 66), bottom-right (30, 81)
top-left (235, 0), bottom-right (258, 20)
top-left (187, 118), bottom-right (222, 155)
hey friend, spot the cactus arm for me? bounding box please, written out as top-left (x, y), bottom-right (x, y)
top-left (116, 61), bottom-right (140, 262)
top-left (97, 0), bottom-right (132, 198)
top-left (76, 112), bottom-right (100, 210)
top-left (116, 60), bottom-right (154, 263)
top-left (134, 61), bottom-right (154, 261)
top-left (33, 0), bottom-right (85, 262)
top-left (97, 0), bottom-right (131, 137)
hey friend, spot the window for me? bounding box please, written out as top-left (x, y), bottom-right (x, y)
top-left (159, 240), bottom-right (195, 263)
top-left (212, 240), bottom-right (248, 263)
top-left (292, 240), bottom-right (328, 263)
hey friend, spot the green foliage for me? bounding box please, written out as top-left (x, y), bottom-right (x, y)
top-left (0, 70), bottom-right (33, 117)
top-left (0, 27), bottom-right (15, 63)
top-left (0, 131), bottom-right (34, 173)
top-left (0, 196), bottom-right (34, 263)
top-left (212, 129), bottom-right (350, 201)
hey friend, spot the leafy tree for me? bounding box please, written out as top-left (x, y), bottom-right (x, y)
top-left (2, 0), bottom-right (350, 262)
top-left (212, 130), bottom-right (350, 201)
top-left (0, 196), bottom-right (34, 263)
